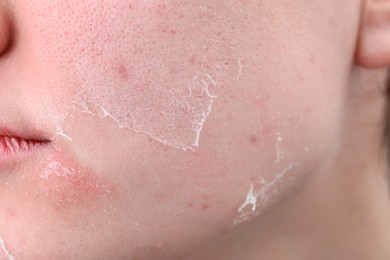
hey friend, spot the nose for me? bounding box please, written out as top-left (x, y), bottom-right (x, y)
top-left (0, 8), bottom-right (11, 56)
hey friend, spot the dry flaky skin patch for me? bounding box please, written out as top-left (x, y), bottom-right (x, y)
top-left (72, 71), bottom-right (216, 151)
top-left (234, 132), bottom-right (300, 225)
top-left (234, 163), bottom-right (299, 225)
top-left (0, 235), bottom-right (14, 260)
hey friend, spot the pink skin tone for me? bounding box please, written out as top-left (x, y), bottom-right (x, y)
top-left (0, 0), bottom-right (389, 259)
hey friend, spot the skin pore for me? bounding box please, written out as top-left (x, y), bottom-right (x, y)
top-left (0, 0), bottom-right (390, 259)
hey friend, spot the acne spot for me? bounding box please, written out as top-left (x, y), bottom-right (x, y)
top-left (249, 134), bottom-right (257, 144)
top-left (187, 193), bottom-right (212, 211)
top-left (116, 63), bottom-right (130, 81)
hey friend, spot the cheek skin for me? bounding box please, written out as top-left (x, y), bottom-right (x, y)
top-left (5, 0), bottom-right (352, 258)
top-left (0, 146), bottom-right (123, 257)
top-left (36, 147), bottom-right (120, 214)
top-left (1, 144), bottom-right (122, 222)
top-left (22, 0), bottom-right (246, 151)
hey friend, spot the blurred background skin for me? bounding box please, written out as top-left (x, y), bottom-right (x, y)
top-left (0, 0), bottom-right (389, 259)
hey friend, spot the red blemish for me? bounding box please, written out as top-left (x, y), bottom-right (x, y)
top-left (128, 1), bottom-right (138, 10)
top-left (187, 202), bottom-right (193, 208)
top-left (117, 64), bottom-right (129, 81)
top-left (189, 56), bottom-right (197, 65)
top-left (202, 204), bottom-right (209, 210)
top-left (249, 135), bottom-right (257, 144)
top-left (37, 150), bottom-right (120, 213)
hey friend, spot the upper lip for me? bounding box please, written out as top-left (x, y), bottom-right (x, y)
top-left (0, 126), bottom-right (51, 143)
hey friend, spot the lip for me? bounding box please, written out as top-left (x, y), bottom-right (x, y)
top-left (0, 127), bottom-right (51, 162)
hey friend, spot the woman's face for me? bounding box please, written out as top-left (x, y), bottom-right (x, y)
top-left (0, 0), bottom-right (359, 258)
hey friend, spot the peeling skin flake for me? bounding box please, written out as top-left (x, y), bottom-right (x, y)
top-left (237, 184), bottom-right (257, 213)
top-left (234, 163), bottom-right (299, 225)
top-left (0, 235), bottom-right (14, 260)
top-left (71, 68), bottom-right (217, 151)
top-left (236, 57), bottom-right (245, 81)
top-left (55, 114), bottom-right (73, 142)
top-left (274, 132), bottom-right (284, 163)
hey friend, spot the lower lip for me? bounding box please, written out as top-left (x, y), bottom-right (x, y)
top-left (0, 136), bottom-right (49, 162)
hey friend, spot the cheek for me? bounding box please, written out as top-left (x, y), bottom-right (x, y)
top-left (36, 148), bottom-right (120, 213)
top-left (19, 0), bottom-right (342, 229)
top-left (23, 0), bottom-right (250, 151)
top-left (0, 145), bottom-right (120, 226)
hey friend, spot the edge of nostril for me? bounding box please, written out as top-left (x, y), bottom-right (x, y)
top-left (0, 7), bottom-right (12, 56)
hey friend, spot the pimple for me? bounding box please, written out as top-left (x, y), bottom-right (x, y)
top-left (249, 134), bottom-right (258, 144)
top-left (116, 63), bottom-right (130, 81)
top-left (201, 204), bottom-right (209, 210)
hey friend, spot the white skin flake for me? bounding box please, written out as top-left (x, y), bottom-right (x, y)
top-left (55, 114), bottom-right (73, 142)
top-left (274, 132), bottom-right (284, 163)
top-left (237, 184), bottom-right (257, 213)
top-left (236, 57), bottom-right (245, 81)
top-left (0, 235), bottom-right (14, 260)
top-left (71, 65), bottom-right (217, 151)
top-left (234, 163), bottom-right (299, 225)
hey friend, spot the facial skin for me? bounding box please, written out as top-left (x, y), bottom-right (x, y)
top-left (0, 0), bottom-right (389, 259)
